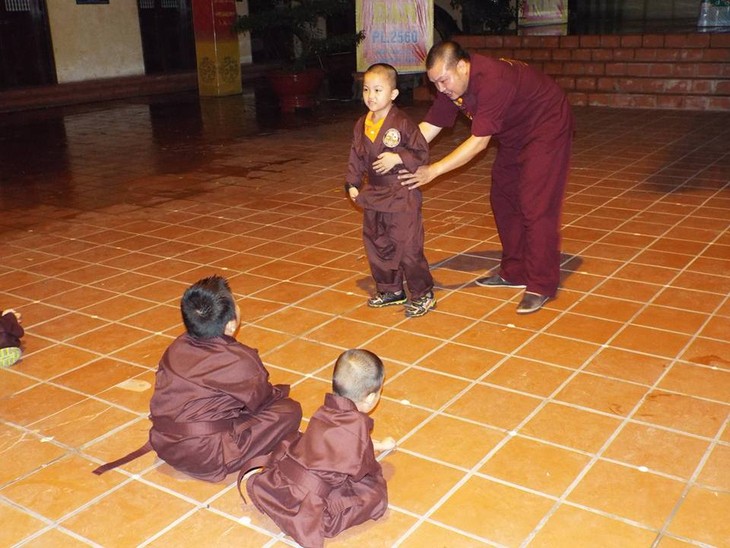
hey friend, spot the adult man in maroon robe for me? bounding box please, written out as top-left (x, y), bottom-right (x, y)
top-left (400, 41), bottom-right (574, 314)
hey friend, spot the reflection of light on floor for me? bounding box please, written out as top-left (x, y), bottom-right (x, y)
top-left (116, 379), bottom-right (151, 392)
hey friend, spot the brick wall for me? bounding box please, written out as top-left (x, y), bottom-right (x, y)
top-left (456, 33), bottom-right (730, 111)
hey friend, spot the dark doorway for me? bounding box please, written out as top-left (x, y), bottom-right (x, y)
top-left (137, 0), bottom-right (196, 74)
top-left (0, 0), bottom-right (56, 89)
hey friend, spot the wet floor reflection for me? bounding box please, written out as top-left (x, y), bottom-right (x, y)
top-left (0, 84), bottom-right (366, 214)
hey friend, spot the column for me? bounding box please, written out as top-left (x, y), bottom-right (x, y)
top-left (192, 0), bottom-right (242, 97)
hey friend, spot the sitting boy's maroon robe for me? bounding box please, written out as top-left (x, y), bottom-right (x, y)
top-left (246, 393), bottom-right (388, 548)
top-left (149, 333), bottom-right (302, 482)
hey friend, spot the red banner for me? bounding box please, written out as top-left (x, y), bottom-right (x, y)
top-left (192, 0), bottom-right (238, 40)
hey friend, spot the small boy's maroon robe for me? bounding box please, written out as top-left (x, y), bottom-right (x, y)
top-left (149, 333), bottom-right (302, 482)
top-left (246, 393), bottom-right (388, 548)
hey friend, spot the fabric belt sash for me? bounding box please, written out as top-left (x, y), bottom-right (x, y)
top-left (92, 440), bottom-right (153, 475)
top-left (92, 416), bottom-right (235, 476)
top-left (239, 453), bottom-right (362, 514)
top-left (276, 457), bottom-right (363, 513)
top-left (152, 416), bottom-right (234, 436)
top-left (278, 456), bottom-right (333, 498)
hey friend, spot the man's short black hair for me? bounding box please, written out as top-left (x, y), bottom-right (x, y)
top-left (180, 275), bottom-right (236, 339)
top-left (426, 40), bottom-right (470, 70)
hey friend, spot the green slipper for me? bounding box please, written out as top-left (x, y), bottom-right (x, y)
top-left (0, 347), bottom-right (21, 368)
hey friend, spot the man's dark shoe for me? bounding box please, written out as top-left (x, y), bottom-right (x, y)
top-left (516, 292), bottom-right (550, 314)
top-left (475, 274), bottom-right (526, 289)
top-left (368, 291), bottom-right (407, 308)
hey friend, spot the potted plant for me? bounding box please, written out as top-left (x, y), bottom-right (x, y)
top-left (450, 0), bottom-right (523, 35)
top-left (234, 0), bottom-right (364, 112)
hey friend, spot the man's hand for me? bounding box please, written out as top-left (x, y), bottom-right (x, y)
top-left (372, 152), bottom-right (401, 174)
top-left (399, 164), bottom-right (434, 190)
top-left (348, 186), bottom-right (359, 200)
top-left (399, 134), bottom-right (491, 191)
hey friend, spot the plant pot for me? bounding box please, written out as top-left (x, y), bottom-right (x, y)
top-left (267, 68), bottom-right (325, 112)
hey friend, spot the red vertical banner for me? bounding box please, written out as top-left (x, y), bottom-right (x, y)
top-left (356, 0), bottom-right (433, 74)
top-left (192, 0), bottom-right (242, 96)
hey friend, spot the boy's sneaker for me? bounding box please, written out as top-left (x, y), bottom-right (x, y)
top-left (368, 291), bottom-right (407, 308)
top-left (0, 347), bottom-right (21, 368)
top-left (405, 292), bottom-right (437, 318)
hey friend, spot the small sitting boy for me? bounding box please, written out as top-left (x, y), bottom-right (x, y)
top-left (0, 309), bottom-right (24, 368)
top-left (94, 275), bottom-right (302, 482)
top-left (243, 348), bottom-right (395, 548)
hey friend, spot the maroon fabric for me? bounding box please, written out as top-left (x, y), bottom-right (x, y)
top-left (425, 54), bottom-right (574, 296)
top-left (0, 311), bottom-right (23, 349)
top-left (149, 333), bottom-right (302, 483)
top-left (247, 393), bottom-right (388, 548)
top-left (362, 207), bottom-right (432, 299)
top-left (345, 105), bottom-right (434, 299)
top-left (93, 441), bottom-right (153, 475)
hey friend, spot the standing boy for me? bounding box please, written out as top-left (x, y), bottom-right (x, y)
top-left (346, 63), bottom-right (436, 318)
top-left (244, 348), bottom-right (395, 548)
top-left (93, 275), bottom-right (302, 482)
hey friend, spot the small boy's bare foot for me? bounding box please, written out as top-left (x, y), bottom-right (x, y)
top-left (374, 437), bottom-right (397, 452)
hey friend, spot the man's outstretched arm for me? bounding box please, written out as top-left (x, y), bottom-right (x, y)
top-left (399, 134), bottom-right (491, 190)
top-left (418, 121), bottom-right (442, 143)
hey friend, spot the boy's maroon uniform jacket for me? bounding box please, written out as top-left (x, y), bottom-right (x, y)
top-left (247, 393), bottom-right (388, 548)
top-left (346, 104), bottom-right (429, 213)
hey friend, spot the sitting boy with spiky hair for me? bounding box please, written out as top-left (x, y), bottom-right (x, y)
top-left (94, 275), bottom-right (302, 482)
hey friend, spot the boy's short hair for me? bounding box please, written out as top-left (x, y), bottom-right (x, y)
top-left (181, 275), bottom-right (236, 339)
top-left (333, 349), bottom-right (384, 403)
top-left (364, 63), bottom-right (398, 89)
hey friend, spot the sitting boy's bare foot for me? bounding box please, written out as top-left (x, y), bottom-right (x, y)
top-left (374, 437), bottom-right (397, 452)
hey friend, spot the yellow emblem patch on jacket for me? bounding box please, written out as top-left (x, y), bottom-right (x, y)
top-left (382, 128), bottom-right (401, 148)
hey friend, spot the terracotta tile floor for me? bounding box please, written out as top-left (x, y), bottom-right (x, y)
top-left (1, 90), bottom-right (729, 547)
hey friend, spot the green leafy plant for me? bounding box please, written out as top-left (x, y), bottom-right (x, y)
top-left (450, 0), bottom-right (524, 35)
top-left (234, 0), bottom-right (365, 72)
